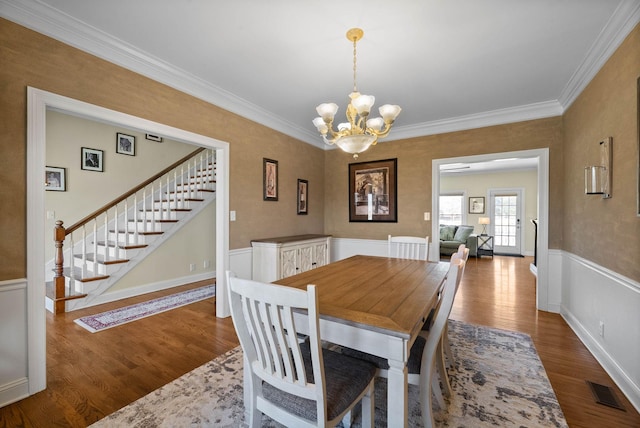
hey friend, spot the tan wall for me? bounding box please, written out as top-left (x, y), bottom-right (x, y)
top-left (563, 23), bottom-right (640, 282)
top-left (323, 117), bottom-right (564, 245)
top-left (0, 18), bottom-right (324, 280)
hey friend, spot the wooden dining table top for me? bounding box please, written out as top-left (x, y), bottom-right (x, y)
top-left (274, 255), bottom-right (450, 339)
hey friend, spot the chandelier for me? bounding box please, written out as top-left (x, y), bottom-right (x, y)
top-left (312, 28), bottom-right (402, 158)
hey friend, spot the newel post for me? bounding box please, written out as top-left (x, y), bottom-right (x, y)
top-left (53, 220), bottom-right (66, 314)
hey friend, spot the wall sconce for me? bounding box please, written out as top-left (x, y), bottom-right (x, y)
top-left (585, 137), bottom-right (612, 199)
top-left (478, 217), bottom-right (490, 236)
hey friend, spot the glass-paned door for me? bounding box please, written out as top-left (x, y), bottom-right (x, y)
top-left (490, 189), bottom-right (523, 255)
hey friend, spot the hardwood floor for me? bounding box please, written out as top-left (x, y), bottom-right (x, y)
top-left (1, 257), bottom-right (639, 427)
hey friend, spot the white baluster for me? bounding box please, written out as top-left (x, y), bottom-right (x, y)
top-left (69, 232), bottom-right (75, 283)
top-left (166, 175), bottom-right (170, 219)
top-left (134, 192), bottom-right (139, 243)
top-left (114, 205), bottom-right (119, 249)
top-left (143, 187), bottom-right (148, 234)
top-left (180, 165), bottom-right (185, 208)
top-left (92, 220), bottom-right (98, 274)
top-left (151, 182), bottom-right (156, 230)
top-left (104, 213), bottom-right (109, 262)
top-left (173, 169), bottom-right (178, 209)
top-left (124, 198), bottom-right (129, 245)
top-left (81, 225), bottom-right (86, 278)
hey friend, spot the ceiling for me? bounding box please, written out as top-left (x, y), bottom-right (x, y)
top-left (3, 0), bottom-right (640, 153)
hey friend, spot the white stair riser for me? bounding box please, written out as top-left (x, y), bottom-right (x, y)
top-left (95, 246), bottom-right (141, 259)
top-left (125, 222), bottom-right (169, 233)
top-left (107, 232), bottom-right (160, 245)
top-left (137, 211), bottom-right (188, 221)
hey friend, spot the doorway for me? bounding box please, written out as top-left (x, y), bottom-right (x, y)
top-left (26, 87), bottom-right (230, 396)
top-left (431, 148), bottom-right (550, 313)
top-left (489, 188), bottom-right (524, 256)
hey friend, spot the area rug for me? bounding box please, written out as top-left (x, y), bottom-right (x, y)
top-left (74, 285), bottom-right (215, 333)
top-left (90, 320), bottom-right (567, 427)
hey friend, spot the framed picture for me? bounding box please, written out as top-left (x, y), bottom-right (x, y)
top-left (81, 147), bottom-right (104, 172)
top-left (263, 158), bottom-right (278, 201)
top-left (145, 133), bottom-right (163, 143)
top-left (45, 166), bottom-right (66, 191)
top-left (469, 196), bottom-right (485, 214)
top-left (116, 132), bottom-right (136, 156)
top-left (297, 179), bottom-right (308, 214)
top-left (349, 158), bottom-right (397, 222)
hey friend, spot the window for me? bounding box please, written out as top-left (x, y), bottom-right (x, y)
top-left (439, 194), bottom-right (464, 225)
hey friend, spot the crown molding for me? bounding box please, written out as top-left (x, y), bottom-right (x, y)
top-left (558, 0), bottom-right (640, 110)
top-left (2, 0), bottom-right (636, 149)
top-left (387, 100), bottom-right (563, 141)
top-left (1, 0), bottom-right (324, 148)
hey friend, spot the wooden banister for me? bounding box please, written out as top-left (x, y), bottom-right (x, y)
top-left (66, 147), bottom-right (206, 235)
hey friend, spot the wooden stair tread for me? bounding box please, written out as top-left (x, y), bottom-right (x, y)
top-left (75, 253), bottom-right (129, 265)
top-left (61, 268), bottom-right (110, 282)
top-left (112, 228), bottom-right (165, 236)
top-left (95, 241), bottom-right (148, 250)
top-left (45, 281), bottom-right (88, 301)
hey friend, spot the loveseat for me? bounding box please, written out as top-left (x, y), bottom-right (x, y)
top-left (439, 224), bottom-right (477, 257)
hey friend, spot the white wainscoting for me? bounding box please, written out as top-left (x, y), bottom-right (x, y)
top-left (560, 251), bottom-right (640, 413)
top-left (0, 279), bottom-right (29, 407)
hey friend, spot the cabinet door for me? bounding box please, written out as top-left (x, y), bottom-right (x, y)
top-left (280, 247), bottom-right (298, 278)
top-left (313, 243), bottom-right (328, 268)
top-left (298, 245), bottom-right (314, 273)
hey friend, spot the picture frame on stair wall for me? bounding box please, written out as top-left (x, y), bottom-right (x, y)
top-left (81, 147), bottom-right (104, 172)
top-left (45, 166), bottom-right (66, 191)
top-left (116, 132), bottom-right (136, 156)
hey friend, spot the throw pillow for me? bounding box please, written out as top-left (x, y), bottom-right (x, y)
top-left (440, 225), bottom-right (457, 241)
top-left (453, 225), bottom-right (474, 243)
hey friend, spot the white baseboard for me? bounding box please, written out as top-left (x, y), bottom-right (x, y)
top-left (0, 377), bottom-right (29, 408)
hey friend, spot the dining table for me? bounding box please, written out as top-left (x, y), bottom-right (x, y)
top-left (274, 254), bottom-right (450, 428)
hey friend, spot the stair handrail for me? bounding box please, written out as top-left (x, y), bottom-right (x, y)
top-left (65, 147), bottom-right (206, 235)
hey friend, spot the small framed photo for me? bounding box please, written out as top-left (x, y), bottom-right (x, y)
top-left (116, 132), bottom-right (136, 156)
top-left (145, 133), bottom-right (163, 143)
top-left (297, 179), bottom-right (308, 214)
top-left (45, 166), bottom-right (66, 191)
top-left (263, 158), bottom-right (278, 201)
top-left (469, 196), bottom-right (485, 214)
top-left (81, 147), bottom-right (104, 172)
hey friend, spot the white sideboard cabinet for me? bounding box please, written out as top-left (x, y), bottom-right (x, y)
top-left (251, 234), bottom-right (331, 283)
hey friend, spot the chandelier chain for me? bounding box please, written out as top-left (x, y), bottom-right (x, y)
top-left (352, 36), bottom-right (358, 93)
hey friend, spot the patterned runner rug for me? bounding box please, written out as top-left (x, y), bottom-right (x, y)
top-left (74, 285), bottom-right (215, 333)
top-left (91, 320), bottom-right (567, 427)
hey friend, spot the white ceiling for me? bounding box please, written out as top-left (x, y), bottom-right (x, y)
top-left (3, 0), bottom-right (640, 152)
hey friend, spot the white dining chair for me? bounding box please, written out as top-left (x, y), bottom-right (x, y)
top-left (440, 245), bottom-right (470, 374)
top-left (388, 235), bottom-right (429, 260)
top-left (342, 259), bottom-right (464, 427)
top-left (226, 272), bottom-right (376, 428)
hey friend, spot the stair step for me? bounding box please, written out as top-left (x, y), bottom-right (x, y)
top-left (95, 241), bottom-right (148, 250)
top-left (114, 228), bottom-right (164, 236)
top-left (61, 267), bottom-right (110, 282)
top-left (153, 197), bottom-right (205, 202)
top-left (45, 281), bottom-right (87, 301)
top-left (75, 253), bottom-right (129, 265)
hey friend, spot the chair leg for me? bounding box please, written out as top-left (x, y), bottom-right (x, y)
top-left (342, 410), bottom-right (352, 428)
top-left (435, 339), bottom-right (452, 399)
top-left (422, 370), bottom-right (436, 428)
top-left (360, 380), bottom-right (375, 428)
top-left (443, 322), bottom-right (453, 369)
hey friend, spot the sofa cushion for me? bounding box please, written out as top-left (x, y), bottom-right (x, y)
top-left (440, 225), bottom-right (457, 241)
top-left (453, 225), bottom-right (474, 243)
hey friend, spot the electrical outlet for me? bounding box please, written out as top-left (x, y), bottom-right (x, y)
top-left (203, 260), bottom-right (210, 269)
top-left (424, 212), bottom-right (430, 221)
top-left (189, 263), bottom-right (196, 272)
top-left (598, 321), bottom-right (604, 337)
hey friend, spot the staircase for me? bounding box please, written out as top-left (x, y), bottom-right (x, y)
top-left (46, 148), bottom-right (216, 314)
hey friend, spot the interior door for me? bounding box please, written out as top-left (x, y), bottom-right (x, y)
top-left (490, 189), bottom-right (523, 255)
